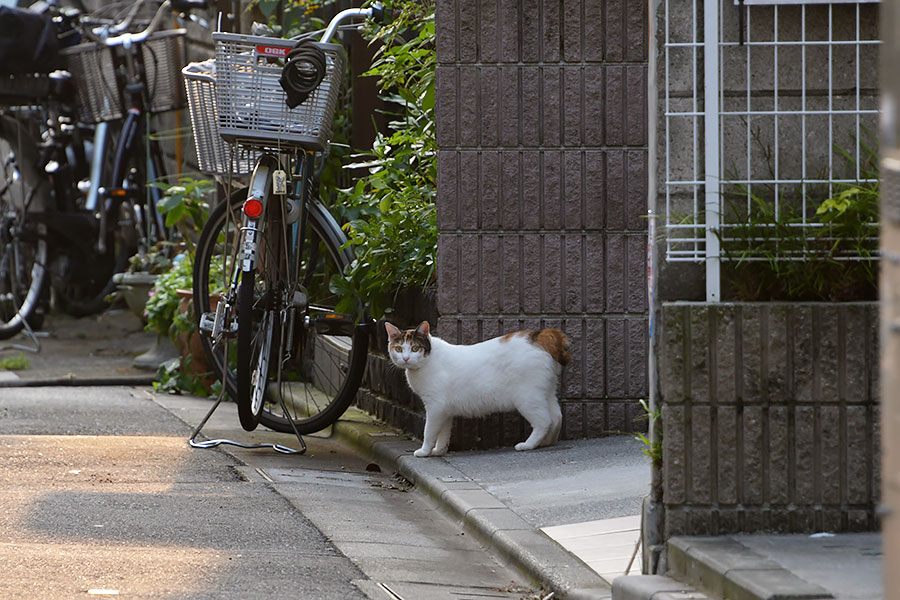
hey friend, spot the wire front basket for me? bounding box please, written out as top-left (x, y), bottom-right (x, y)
top-left (60, 29), bottom-right (188, 123)
top-left (213, 32), bottom-right (344, 152)
top-left (182, 60), bottom-right (258, 177)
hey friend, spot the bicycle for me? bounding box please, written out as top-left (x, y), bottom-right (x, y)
top-left (56, 0), bottom-right (208, 315)
top-left (190, 6), bottom-right (388, 434)
top-left (0, 4), bottom-right (94, 339)
top-left (0, 0), bottom-right (208, 339)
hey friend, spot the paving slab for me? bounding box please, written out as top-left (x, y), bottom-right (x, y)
top-left (332, 413), bottom-right (650, 598)
top-left (0, 310), bottom-right (158, 384)
top-left (666, 534), bottom-right (881, 600)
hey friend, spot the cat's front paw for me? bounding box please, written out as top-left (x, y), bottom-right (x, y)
top-left (413, 448), bottom-right (431, 458)
top-left (514, 442), bottom-right (536, 452)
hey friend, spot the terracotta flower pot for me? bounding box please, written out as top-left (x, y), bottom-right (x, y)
top-left (174, 289), bottom-right (221, 392)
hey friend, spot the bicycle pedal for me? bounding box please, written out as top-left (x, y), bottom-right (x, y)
top-left (200, 303), bottom-right (238, 339)
top-left (312, 313), bottom-right (355, 336)
top-left (199, 311), bottom-right (218, 336)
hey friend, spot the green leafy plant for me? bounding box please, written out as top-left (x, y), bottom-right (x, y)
top-left (125, 242), bottom-right (174, 275)
top-left (633, 399), bottom-right (662, 468)
top-left (248, 0), bottom-right (334, 38)
top-left (145, 253), bottom-right (219, 396)
top-left (144, 254), bottom-right (193, 338)
top-left (330, 0), bottom-right (437, 318)
top-left (150, 177), bottom-right (214, 258)
top-left (718, 140), bottom-right (879, 301)
top-left (0, 353), bottom-right (29, 371)
top-left (154, 357), bottom-right (221, 397)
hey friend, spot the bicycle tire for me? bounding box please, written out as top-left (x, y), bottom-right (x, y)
top-left (236, 266), bottom-right (262, 431)
top-left (0, 115), bottom-right (49, 339)
top-left (193, 192), bottom-right (370, 435)
top-left (51, 122), bottom-right (136, 318)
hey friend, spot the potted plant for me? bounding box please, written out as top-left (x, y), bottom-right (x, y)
top-left (144, 177), bottom-right (219, 392)
top-left (111, 242), bottom-right (174, 320)
top-left (131, 177), bottom-right (215, 382)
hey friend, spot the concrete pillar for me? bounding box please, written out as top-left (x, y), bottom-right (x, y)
top-left (880, 0), bottom-right (900, 595)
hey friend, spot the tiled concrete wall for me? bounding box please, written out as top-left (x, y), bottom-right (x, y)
top-left (658, 302), bottom-right (880, 536)
top-left (433, 0), bottom-right (651, 440)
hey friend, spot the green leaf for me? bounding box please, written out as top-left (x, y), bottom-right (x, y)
top-left (421, 84), bottom-right (435, 111)
top-left (156, 194), bottom-right (183, 214)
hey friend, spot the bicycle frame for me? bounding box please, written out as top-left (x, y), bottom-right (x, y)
top-left (220, 151), bottom-right (346, 339)
top-left (91, 42), bottom-right (172, 253)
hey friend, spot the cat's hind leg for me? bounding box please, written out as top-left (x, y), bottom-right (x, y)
top-left (514, 395), bottom-right (552, 451)
top-left (432, 419), bottom-right (453, 456)
top-left (414, 409), bottom-right (450, 458)
top-left (541, 397), bottom-right (562, 447)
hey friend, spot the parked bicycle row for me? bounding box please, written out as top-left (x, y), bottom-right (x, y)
top-left (0, 0), bottom-right (388, 437)
top-left (0, 0), bottom-right (207, 338)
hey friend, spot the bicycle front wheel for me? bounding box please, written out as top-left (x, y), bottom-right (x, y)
top-left (193, 193), bottom-right (370, 435)
top-left (0, 115), bottom-right (48, 339)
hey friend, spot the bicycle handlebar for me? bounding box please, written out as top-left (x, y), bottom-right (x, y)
top-left (95, 0), bottom-right (207, 47)
top-left (319, 3), bottom-right (389, 44)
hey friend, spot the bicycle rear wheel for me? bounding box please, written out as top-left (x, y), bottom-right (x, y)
top-left (0, 115), bottom-right (48, 339)
top-left (51, 122), bottom-right (135, 318)
top-left (193, 191), bottom-right (370, 435)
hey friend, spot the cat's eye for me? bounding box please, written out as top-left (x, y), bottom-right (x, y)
top-left (391, 345), bottom-right (402, 352)
top-left (411, 345), bottom-right (421, 352)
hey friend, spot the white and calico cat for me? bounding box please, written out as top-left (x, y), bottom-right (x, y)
top-left (384, 321), bottom-right (571, 457)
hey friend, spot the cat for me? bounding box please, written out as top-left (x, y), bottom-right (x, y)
top-left (384, 321), bottom-right (571, 457)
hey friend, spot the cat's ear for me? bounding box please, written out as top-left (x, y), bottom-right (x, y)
top-left (385, 322), bottom-right (402, 340)
top-left (415, 321), bottom-right (431, 337)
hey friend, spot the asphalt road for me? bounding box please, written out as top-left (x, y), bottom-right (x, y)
top-left (0, 385), bottom-right (537, 599)
top-left (0, 386), bottom-right (369, 599)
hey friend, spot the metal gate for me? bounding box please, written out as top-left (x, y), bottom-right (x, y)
top-left (662, 0), bottom-right (880, 300)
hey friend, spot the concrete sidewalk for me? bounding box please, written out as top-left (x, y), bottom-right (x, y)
top-left (613, 532), bottom-right (882, 600)
top-left (321, 409), bottom-right (884, 600)
top-left (330, 407), bottom-right (649, 599)
top-left (0, 310), bottom-right (885, 600)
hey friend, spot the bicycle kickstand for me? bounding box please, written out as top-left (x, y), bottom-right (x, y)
top-left (188, 385), bottom-right (307, 455)
top-left (0, 315), bottom-right (48, 354)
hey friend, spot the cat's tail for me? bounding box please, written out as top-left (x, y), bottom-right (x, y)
top-left (530, 329), bottom-right (572, 367)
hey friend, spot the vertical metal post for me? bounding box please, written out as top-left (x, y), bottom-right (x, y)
top-left (704, 0), bottom-right (721, 302)
top-left (880, 0), bottom-right (900, 594)
top-left (645, 0), bottom-right (664, 572)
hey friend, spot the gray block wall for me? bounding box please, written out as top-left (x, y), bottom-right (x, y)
top-left (432, 0), bottom-right (650, 441)
top-left (657, 302), bottom-right (880, 536)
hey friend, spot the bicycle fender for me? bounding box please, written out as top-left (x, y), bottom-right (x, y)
top-left (305, 199), bottom-right (355, 267)
top-left (240, 155), bottom-right (279, 272)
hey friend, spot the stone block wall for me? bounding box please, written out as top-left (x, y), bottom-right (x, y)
top-left (657, 302), bottom-right (880, 536)
top-left (430, 0), bottom-right (651, 441)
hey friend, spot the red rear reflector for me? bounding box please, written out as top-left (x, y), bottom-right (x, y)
top-left (110, 189), bottom-right (127, 197)
top-left (243, 198), bottom-right (263, 218)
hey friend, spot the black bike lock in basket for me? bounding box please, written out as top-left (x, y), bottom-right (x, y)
top-left (212, 32), bottom-right (344, 152)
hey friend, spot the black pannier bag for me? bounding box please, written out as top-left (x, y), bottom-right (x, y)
top-left (0, 7), bottom-right (61, 74)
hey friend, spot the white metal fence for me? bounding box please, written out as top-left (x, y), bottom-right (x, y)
top-left (663, 0), bottom-right (880, 300)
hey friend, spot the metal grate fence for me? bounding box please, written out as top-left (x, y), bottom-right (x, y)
top-left (663, 0), bottom-right (880, 300)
